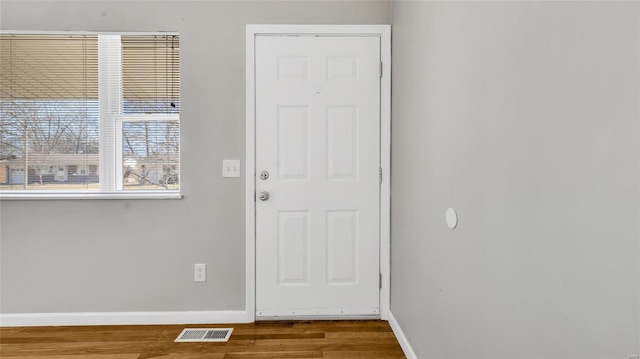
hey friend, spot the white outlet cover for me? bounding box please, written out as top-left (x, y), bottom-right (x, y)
top-left (446, 208), bottom-right (458, 229)
top-left (222, 160), bottom-right (240, 178)
top-left (194, 263), bottom-right (206, 282)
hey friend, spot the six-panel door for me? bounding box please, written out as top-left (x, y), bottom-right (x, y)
top-left (255, 36), bottom-right (381, 317)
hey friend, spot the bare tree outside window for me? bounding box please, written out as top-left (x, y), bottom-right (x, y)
top-left (0, 100), bottom-right (99, 190)
top-left (122, 121), bottom-right (179, 190)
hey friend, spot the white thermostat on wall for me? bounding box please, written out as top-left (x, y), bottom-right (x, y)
top-left (446, 208), bottom-right (458, 229)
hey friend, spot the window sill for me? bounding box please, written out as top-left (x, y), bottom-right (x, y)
top-left (0, 191), bottom-right (183, 200)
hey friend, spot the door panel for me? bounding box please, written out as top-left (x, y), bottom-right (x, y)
top-left (255, 36), bottom-right (380, 318)
top-left (326, 210), bottom-right (358, 284)
top-left (327, 107), bottom-right (359, 180)
top-left (278, 107), bottom-right (309, 180)
top-left (278, 211), bottom-right (310, 285)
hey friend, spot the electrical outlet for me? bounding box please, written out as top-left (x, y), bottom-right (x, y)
top-left (222, 160), bottom-right (240, 178)
top-left (194, 264), bottom-right (206, 282)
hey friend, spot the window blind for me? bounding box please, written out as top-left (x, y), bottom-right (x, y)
top-left (120, 35), bottom-right (180, 190)
top-left (0, 35), bottom-right (99, 190)
top-left (122, 35), bottom-right (180, 114)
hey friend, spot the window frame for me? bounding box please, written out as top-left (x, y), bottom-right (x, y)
top-left (0, 31), bottom-right (182, 200)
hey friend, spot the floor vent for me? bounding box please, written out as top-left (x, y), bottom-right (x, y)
top-left (174, 328), bottom-right (233, 342)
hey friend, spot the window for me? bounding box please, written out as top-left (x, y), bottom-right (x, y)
top-left (0, 33), bottom-right (180, 198)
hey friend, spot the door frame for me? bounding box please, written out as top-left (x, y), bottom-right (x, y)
top-left (245, 24), bottom-right (391, 322)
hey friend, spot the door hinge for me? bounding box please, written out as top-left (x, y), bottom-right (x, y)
top-left (379, 273), bottom-right (382, 289)
top-left (254, 191), bottom-right (256, 202)
top-left (380, 62), bottom-right (383, 78)
top-left (379, 167), bottom-right (382, 184)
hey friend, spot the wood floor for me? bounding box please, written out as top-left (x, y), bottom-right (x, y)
top-left (0, 320), bottom-right (406, 358)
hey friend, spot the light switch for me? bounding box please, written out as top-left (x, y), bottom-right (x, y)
top-left (222, 160), bottom-right (240, 178)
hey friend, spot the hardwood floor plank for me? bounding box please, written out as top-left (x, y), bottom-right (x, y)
top-left (223, 352), bottom-right (323, 358)
top-left (323, 331), bottom-right (396, 339)
top-left (322, 351), bottom-right (406, 358)
top-left (1, 355), bottom-right (140, 359)
top-left (0, 341), bottom-right (153, 356)
top-left (231, 333), bottom-right (325, 340)
top-left (137, 350), bottom-right (225, 359)
top-left (0, 337), bottom-right (78, 344)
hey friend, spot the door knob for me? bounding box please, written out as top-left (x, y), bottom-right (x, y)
top-left (258, 191), bottom-right (270, 201)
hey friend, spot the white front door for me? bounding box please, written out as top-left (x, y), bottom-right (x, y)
top-left (255, 35), bottom-right (381, 318)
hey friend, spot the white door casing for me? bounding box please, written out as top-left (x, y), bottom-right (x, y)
top-left (255, 35), bottom-right (380, 318)
top-left (246, 25), bottom-right (391, 322)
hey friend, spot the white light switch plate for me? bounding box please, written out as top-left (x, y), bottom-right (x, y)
top-left (222, 160), bottom-right (240, 177)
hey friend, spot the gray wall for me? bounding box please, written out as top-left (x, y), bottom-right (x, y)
top-left (391, 1), bottom-right (640, 358)
top-left (0, 0), bottom-right (391, 313)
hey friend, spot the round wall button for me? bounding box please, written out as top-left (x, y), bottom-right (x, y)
top-left (446, 208), bottom-right (458, 229)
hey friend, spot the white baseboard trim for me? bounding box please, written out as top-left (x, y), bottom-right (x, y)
top-left (388, 311), bottom-right (418, 359)
top-left (0, 310), bottom-right (251, 327)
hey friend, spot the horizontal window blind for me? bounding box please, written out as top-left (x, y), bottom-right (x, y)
top-left (0, 35), bottom-right (99, 100)
top-left (122, 35), bottom-right (180, 114)
top-left (0, 35), bottom-right (99, 190)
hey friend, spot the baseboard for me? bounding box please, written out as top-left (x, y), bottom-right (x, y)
top-left (0, 310), bottom-right (251, 327)
top-left (388, 311), bottom-right (418, 359)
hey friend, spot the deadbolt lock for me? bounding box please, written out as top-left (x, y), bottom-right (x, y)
top-left (259, 170), bottom-right (269, 180)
